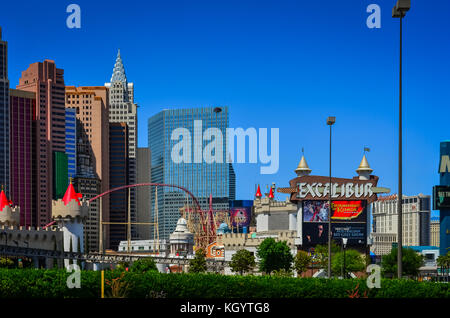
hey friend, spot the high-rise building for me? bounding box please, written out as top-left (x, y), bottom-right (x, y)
top-left (65, 86), bottom-right (110, 250)
top-left (137, 147), bottom-right (151, 240)
top-left (9, 88), bottom-right (35, 227)
top-left (65, 108), bottom-right (77, 179)
top-left (430, 216), bottom-right (440, 247)
top-left (0, 27), bottom-right (10, 196)
top-left (109, 122), bottom-right (128, 250)
top-left (229, 163), bottom-right (236, 201)
top-left (17, 60), bottom-right (66, 226)
top-left (105, 50), bottom-right (138, 238)
top-left (371, 193), bottom-right (431, 255)
top-left (148, 107), bottom-right (230, 239)
top-left (53, 151), bottom-right (68, 199)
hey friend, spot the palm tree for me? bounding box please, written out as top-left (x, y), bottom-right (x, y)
top-left (437, 252), bottom-right (450, 278)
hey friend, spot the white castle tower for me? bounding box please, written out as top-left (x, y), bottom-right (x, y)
top-left (52, 180), bottom-right (88, 267)
top-left (0, 186), bottom-right (20, 226)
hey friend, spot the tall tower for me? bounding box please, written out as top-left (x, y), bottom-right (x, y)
top-left (0, 27), bottom-right (10, 196)
top-left (9, 89), bottom-right (35, 227)
top-left (105, 50), bottom-right (138, 239)
top-left (65, 86), bottom-right (110, 251)
top-left (17, 60), bottom-right (66, 227)
top-left (52, 181), bottom-right (88, 268)
top-left (148, 107), bottom-right (230, 240)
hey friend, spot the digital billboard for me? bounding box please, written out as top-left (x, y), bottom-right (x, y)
top-left (303, 200), bottom-right (366, 223)
top-left (433, 185), bottom-right (450, 210)
top-left (229, 199), bottom-right (253, 229)
top-left (230, 207), bottom-right (251, 228)
top-left (302, 200), bottom-right (367, 248)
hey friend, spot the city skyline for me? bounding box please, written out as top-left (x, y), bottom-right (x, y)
top-left (0, 1), bottom-right (449, 218)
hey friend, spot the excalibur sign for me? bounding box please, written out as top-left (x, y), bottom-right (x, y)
top-left (278, 175), bottom-right (390, 204)
top-left (296, 182), bottom-right (389, 199)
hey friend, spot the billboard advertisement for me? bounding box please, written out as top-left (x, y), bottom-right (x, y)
top-left (229, 200), bottom-right (253, 229)
top-left (433, 185), bottom-right (450, 210)
top-left (230, 207), bottom-right (251, 228)
top-left (302, 200), bottom-right (367, 248)
top-left (302, 222), bottom-right (367, 247)
top-left (303, 200), bottom-right (366, 223)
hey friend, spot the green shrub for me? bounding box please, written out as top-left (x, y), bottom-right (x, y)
top-left (0, 269), bottom-right (448, 298)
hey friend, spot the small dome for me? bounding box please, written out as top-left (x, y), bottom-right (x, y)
top-left (174, 218), bottom-right (190, 233)
top-left (217, 222), bottom-right (231, 234)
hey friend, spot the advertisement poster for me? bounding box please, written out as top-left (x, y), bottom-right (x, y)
top-left (303, 200), bottom-right (366, 223)
top-left (302, 222), bottom-right (367, 247)
top-left (230, 207), bottom-right (251, 228)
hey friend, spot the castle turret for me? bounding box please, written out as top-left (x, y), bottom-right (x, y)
top-left (356, 154), bottom-right (373, 180)
top-left (295, 155), bottom-right (312, 177)
top-left (52, 180), bottom-right (88, 267)
top-left (0, 187), bottom-right (20, 226)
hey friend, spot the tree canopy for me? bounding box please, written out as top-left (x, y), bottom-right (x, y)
top-left (130, 258), bottom-right (158, 273)
top-left (331, 249), bottom-right (366, 277)
top-left (230, 249), bottom-right (256, 275)
top-left (188, 248), bottom-right (207, 273)
top-left (293, 250), bottom-right (312, 276)
top-left (256, 238), bottom-right (293, 275)
top-left (381, 247), bottom-right (424, 278)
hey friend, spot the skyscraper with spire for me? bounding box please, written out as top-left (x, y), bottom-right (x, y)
top-left (105, 50), bottom-right (138, 239)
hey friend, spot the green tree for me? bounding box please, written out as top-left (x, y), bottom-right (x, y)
top-left (313, 241), bottom-right (340, 269)
top-left (256, 238), bottom-right (293, 275)
top-left (381, 247), bottom-right (424, 278)
top-left (230, 249), bottom-right (256, 275)
top-left (188, 248), bottom-right (207, 273)
top-left (331, 249), bottom-right (366, 277)
top-left (293, 250), bottom-right (312, 276)
top-left (131, 258), bottom-right (158, 273)
top-left (437, 251), bottom-right (450, 276)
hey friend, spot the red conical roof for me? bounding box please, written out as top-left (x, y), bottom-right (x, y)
top-left (255, 185), bottom-right (262, 198)
top-left (268, 187), bottom-right (274, 199)
top-left (0, 189), bottom-right (13, 211)
top-left (62, 182), bottom-right (82, 206)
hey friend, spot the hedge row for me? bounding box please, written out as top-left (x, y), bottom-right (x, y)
top-left (0, 269), bottom-right (448, 298)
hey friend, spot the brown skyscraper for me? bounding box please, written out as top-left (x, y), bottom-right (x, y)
top-left (17, 60), bottom-right (66, 226)
top-left (65, 86), bottom-right (110, 251)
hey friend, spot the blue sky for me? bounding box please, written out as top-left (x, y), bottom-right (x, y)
top-left (1, 0), bottom-right (448, 217)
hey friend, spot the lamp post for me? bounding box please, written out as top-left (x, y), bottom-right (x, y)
top-left (343, 237), bottom-right (348, 279)
top-left (326, 116), bottom-right (336, 278)
top-left (392, 0), bottom-right (410, 279)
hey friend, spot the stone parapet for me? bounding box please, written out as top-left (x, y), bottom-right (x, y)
top-left (0, 205), bottom-right (20, 226)
top-left (52, 199), bottom-right (89, 221)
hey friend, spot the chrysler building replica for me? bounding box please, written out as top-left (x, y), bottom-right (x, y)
top-left (105, 49), bottom-right (138, 237)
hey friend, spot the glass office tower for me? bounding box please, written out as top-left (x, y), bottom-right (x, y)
top-left (148, 107), bottom-right (231, 239)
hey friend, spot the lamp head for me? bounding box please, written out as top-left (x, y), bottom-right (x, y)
top-left (326, 116), bottom-right (336, 126)
top-left (392, 0), bottom-right (410, 18)
top-left (343, 237), bottom-right (348, 247)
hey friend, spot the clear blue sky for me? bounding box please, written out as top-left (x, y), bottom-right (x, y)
top-left (1, 0), bottom-right (448, 217)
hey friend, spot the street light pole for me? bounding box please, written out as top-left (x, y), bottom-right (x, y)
top-left (326, 116), bottom-right (336, 279)
top-left (392, 0), bottom-right (410, 280)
